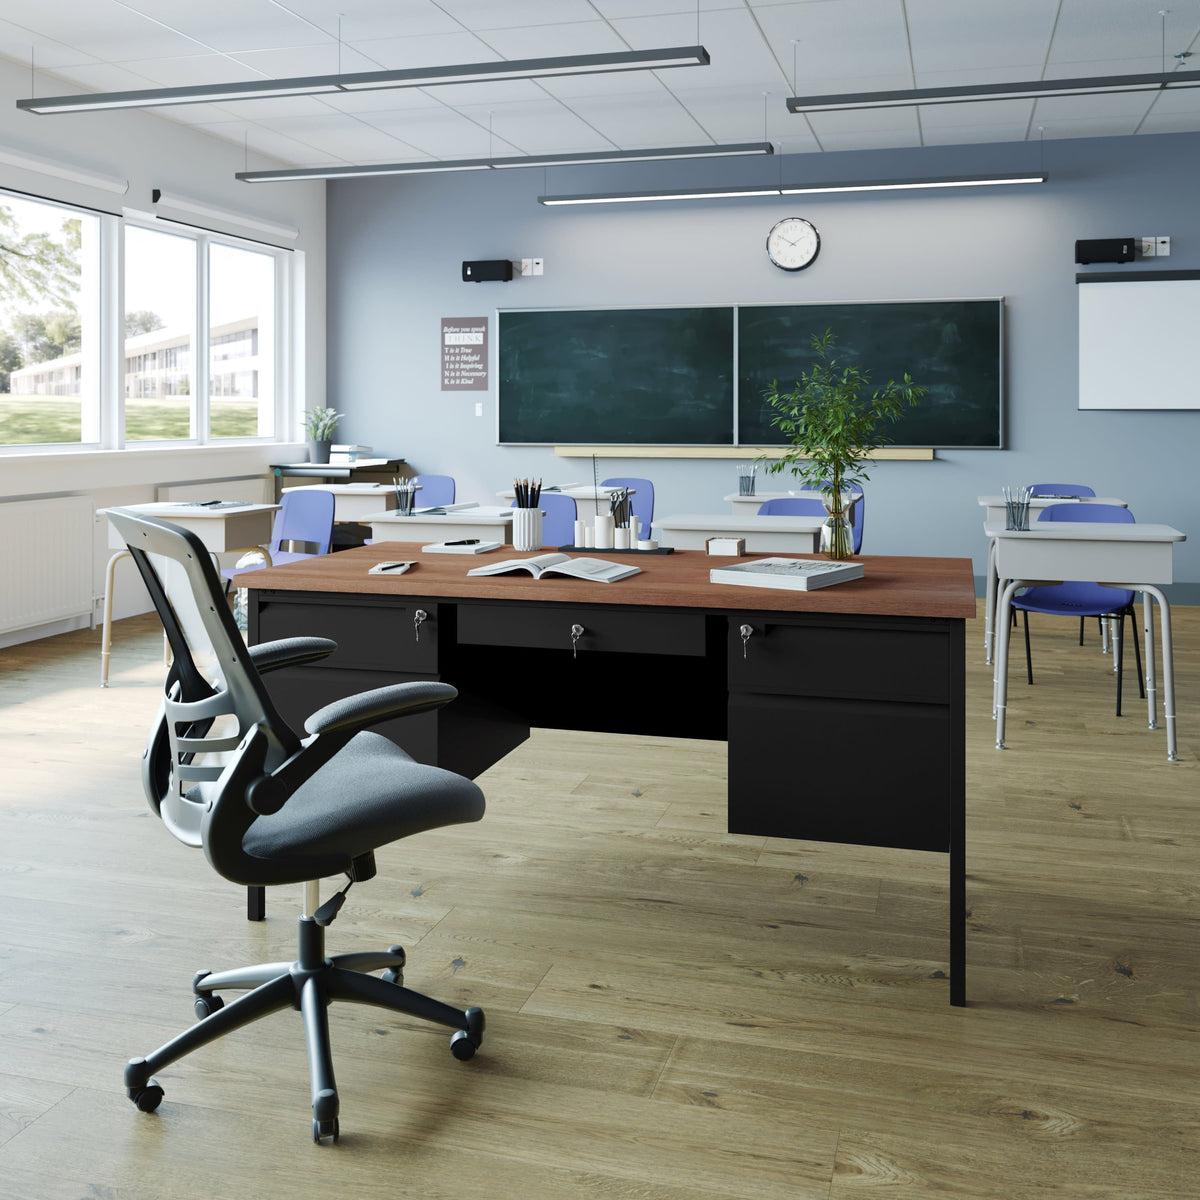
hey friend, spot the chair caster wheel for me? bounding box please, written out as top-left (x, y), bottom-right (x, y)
top-left (381, 967), bottom-right (404, 986)
top-left (312, 1117), bottom-right (339, 1144)
top-left (195, 993), bottom-right (224, 1019)
top-left (449, 1030), bottom-right (478, 1060)
top-left (129, 1081), bottom-right (164, 1112)
top-left (450, 1009), bottom-right (484, 1061)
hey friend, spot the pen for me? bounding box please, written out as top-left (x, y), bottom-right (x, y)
top-left (378, 561), bottom-right (414, 572)
top-left (445, 539), bottom-right (479, 546)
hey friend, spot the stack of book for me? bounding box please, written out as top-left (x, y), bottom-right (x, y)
top-left (709, 557), bottom-right (863, 591)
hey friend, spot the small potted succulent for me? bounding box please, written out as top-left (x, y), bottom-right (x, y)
top-left (759, 330), bottom-right (924, 559)
top-left (303, 407), bottom-right (343, 464)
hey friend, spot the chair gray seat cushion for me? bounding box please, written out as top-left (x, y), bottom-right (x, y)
top-left (242, 731), bottom-right (484, 863)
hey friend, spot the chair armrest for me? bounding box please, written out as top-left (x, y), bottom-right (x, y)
top-left (304, 681), bottom-right (458, 737)
top-left (249, 637), bottom-right (337, 674)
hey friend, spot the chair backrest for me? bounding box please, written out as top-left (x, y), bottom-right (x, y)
top-left (757, 497), bottom-right (826, 517)
top-left (1029, 483), bottom-right (1096, 497)
top-left (272, 489), bottom-right (335, 555)
top-left (1038, 503), bottom-right (1132, 524)
top-left (107, 508), bottom-right (304, 875)
top-left (514, 492), bottom-right (577, 547)
top-left (601, 477), bottom-right (654, 539)
top-left (412, 474), bottom-right (456, 507)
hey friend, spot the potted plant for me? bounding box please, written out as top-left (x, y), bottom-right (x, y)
top-left (758, 330), bottom-right (925, 559)
top-left (303, 407), bottom-right (343, 464)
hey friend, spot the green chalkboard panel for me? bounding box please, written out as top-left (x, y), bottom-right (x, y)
top-left (737, 300), bottom-right (1003, 449)
top-left (498, 307), bottom-right (733, 444)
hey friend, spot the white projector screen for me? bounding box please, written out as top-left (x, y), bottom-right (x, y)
top-left (1078, 274), bottom-right (1200, 409)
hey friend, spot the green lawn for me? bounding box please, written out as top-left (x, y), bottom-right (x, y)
top-left (0, 396), bottom-right (262, 444)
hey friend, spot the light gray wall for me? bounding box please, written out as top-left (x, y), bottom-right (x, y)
top-left (327, 132), bottom-right (1200, 596)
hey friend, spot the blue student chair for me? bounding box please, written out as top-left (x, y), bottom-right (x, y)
top-left (1029, 483), bottom-right (1096, 497)
top-left (756, 497), bottom-right (825, 517)
top-left (412, 475), bottom-right (455, 507)
top-left (1011, 503), bottom-right (1143, 715)
top-left (601, 477), bottom-right (654, 541)
top-left (512, 492), bottom-right (577, 548)
top-left (222, 489), bottom-right (335, 584)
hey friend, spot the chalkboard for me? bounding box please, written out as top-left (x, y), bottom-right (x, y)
top-left (738, 300), bottom-right (1003, 448)
top-left (497, 299), bottom-right (1002, 448)
top-left (498, 307), bottom-right (733, 444)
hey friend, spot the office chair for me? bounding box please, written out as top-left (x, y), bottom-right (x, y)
top-left (1011, 503), bottom-right (1144, 715)
top-left (601, 477), bottom-right (654, 540)
top-left (512, 492), bottom-right (577, 546)
top-left (1028, 483), bottom-right (1096, 497)
top-left (108, 507), bottom-right (486, 1143)
top-left (412, 474), bottom-right (456, 507)
top-left (221, 489), bottom-right (335, 584)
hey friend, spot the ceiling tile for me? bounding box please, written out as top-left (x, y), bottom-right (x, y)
top-left (433, 1), bottom-right (600, 29)
top-left (556, 92), bottom-right (709, 145)
top-left (11, 0), bottom-right (205, 61)
top-left (451, 100), bottom-right (616, 153)
top-left (1048, 0), bottom-right (1198, 68)
top-left (474, 21), bottom-right (629, 60)
top-left (250, 112), bottom-right (426, 159)
top-left (346, 29), bottom-right (499, 69)
top-left (117, 0), bottom-right (322, 54)
top-left (277, 0), bottom-right (462, 40)
top-left (358, 107), bottom-right (520, 159)
top-left (906, 0), bottom-right (1060, 75)
top-left (228, 43), bottom-right (381, 79)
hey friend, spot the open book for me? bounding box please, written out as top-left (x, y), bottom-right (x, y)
top-left (467, 553), bottom-right (641, 583)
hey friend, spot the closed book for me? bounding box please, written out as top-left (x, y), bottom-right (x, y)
top-left (710, 556), bottom-right (863, 591)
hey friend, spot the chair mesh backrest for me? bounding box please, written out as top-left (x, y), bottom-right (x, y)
top-left (107, 508), bottom-right (300, 846)
top-left (757, 497), bottom-right (826, 517)
top-left (412, 475), bottom-right (456, 507)
top-left (1038, 503), bottom-right (1132, 524)
top-left (1029, 483), bottom-right (1096, 497)
top-left (273, 490), bottom-right (335, 555)
top-left (513, 493), bottom-right (577, 545)
top-left (601, 477), bottom-right (654, 537)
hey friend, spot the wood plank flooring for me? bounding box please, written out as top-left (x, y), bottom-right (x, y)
top-left (0, 605), bottom-right (1196, 1198)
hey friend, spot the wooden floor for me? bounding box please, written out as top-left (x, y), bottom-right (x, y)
top-left (0, 605), bottom-right (1196, 1199)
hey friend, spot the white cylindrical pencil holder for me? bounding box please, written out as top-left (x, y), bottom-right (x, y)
top-left (512, 507), bottom-right (543, 552)
top-left (582, 526), bottom-right (595, 547)
top-left (573, 520), bottom-right (586, 547)
top-left (614, 526), bottom-right (630, 550)
top-left (594, 513), bottom-right (614, 549)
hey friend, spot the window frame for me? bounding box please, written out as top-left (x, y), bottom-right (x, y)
top-left (0, 185), bottom-right (295, 457)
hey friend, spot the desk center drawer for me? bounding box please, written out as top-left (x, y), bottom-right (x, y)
top-left (456, 602), bottom-right (707, 656)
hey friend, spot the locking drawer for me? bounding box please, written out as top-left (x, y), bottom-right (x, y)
top-left (456, 601), bottom-right (707, 656)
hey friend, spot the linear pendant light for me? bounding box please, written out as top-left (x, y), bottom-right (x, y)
top-left (538, 172), bottom-right (1047, 205)
top-left (237, 142), bottom-right (773, 183)
top-left (786, 68), bottom-right (1200, 114)
top-left (17, 46), bottom-right (709, 115)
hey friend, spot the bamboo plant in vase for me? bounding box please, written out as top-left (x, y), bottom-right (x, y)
top-left (303, 407), bottom-right (343, 464)
top-left (759, 330), bottom-right (925, 560)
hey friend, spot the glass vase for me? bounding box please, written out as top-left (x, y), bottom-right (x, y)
top-left (820, 497), bottom-right (853, 560)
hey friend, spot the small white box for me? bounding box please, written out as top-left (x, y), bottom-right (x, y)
top-left (706, 536), bottom-right (745, 556)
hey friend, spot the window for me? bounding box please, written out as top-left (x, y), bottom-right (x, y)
top-left (1, 185), bottom-right (292, 453)
top-left (0, 190), bottom-right (100, 447)
top-left (209, 242), bottom-right (275, 439)
top-left (124, 225), bottom-right (196, 440)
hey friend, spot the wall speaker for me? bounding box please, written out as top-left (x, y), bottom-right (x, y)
top-left (462, 260), bottom-right (514, 282)
top-left (1075, 238), bottom-right (1135, 265)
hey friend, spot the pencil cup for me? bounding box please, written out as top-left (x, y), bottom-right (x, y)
top-left (573, 519), bottom-right (586, 547)
top-left (737, 464), bottom-right (757, 496)
top-left (614, 527), bottom-right (630, 550)
top-left (512, 507), bottom-right (543, 552)
top-left (395, 484), bottom-right (418, 516)
top-left (594, 513), bottom-right (614, 550)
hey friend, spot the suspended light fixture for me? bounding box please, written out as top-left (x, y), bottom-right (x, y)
top-left (236, 142), bottom-right (773, 183)
top-left (17, 47), bottom-right (710, 115)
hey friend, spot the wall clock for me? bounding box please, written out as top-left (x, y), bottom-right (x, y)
top-left (766, 217), bottom-right (820, 271)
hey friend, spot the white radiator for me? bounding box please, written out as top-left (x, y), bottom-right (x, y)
top-left (0, 495), bottom-right (94, 635)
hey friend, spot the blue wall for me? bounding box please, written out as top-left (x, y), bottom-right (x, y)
top-left (327, 131), bottom-right (1200, 595)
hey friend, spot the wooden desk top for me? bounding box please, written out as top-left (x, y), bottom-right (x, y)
top-left (245, 544), bottom-right (976, 620)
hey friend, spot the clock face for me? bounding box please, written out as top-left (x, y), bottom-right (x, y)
top-left (766, 217), bottom-right (820, 271)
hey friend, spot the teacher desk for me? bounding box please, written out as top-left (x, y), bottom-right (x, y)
top-left (245, 546), bottom-right (976, 1005)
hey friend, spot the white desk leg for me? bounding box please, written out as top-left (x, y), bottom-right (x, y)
top-left (1141, 586), bottom-right (1177, 761)
top-left (1142, 591), bottom-right (1158, 731)
top-left (100, 550), bottom-right (131, 688)
top-left (985, 538), bottom-right (998, 665)
top-left (994, 579), bottom-right (1023, 749)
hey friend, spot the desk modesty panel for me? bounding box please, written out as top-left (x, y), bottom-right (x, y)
top-left (246, 547), bottom-right (975, 1004)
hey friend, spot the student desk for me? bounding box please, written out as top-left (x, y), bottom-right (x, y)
top-left (281, 482), bottom-right (397, 523)
top-left (99, 501), bottom-right (278, 687)
top-left (986, 521), bottom-right (1186, 760)
top-left (367, 507), bottom-right (514, 545)
top-left (977, 495), bottom-right (1127, 665)
top-left (245, 546), bottom-right (976, 1005)
top-left (657, 513), bottom-right (826, 553)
